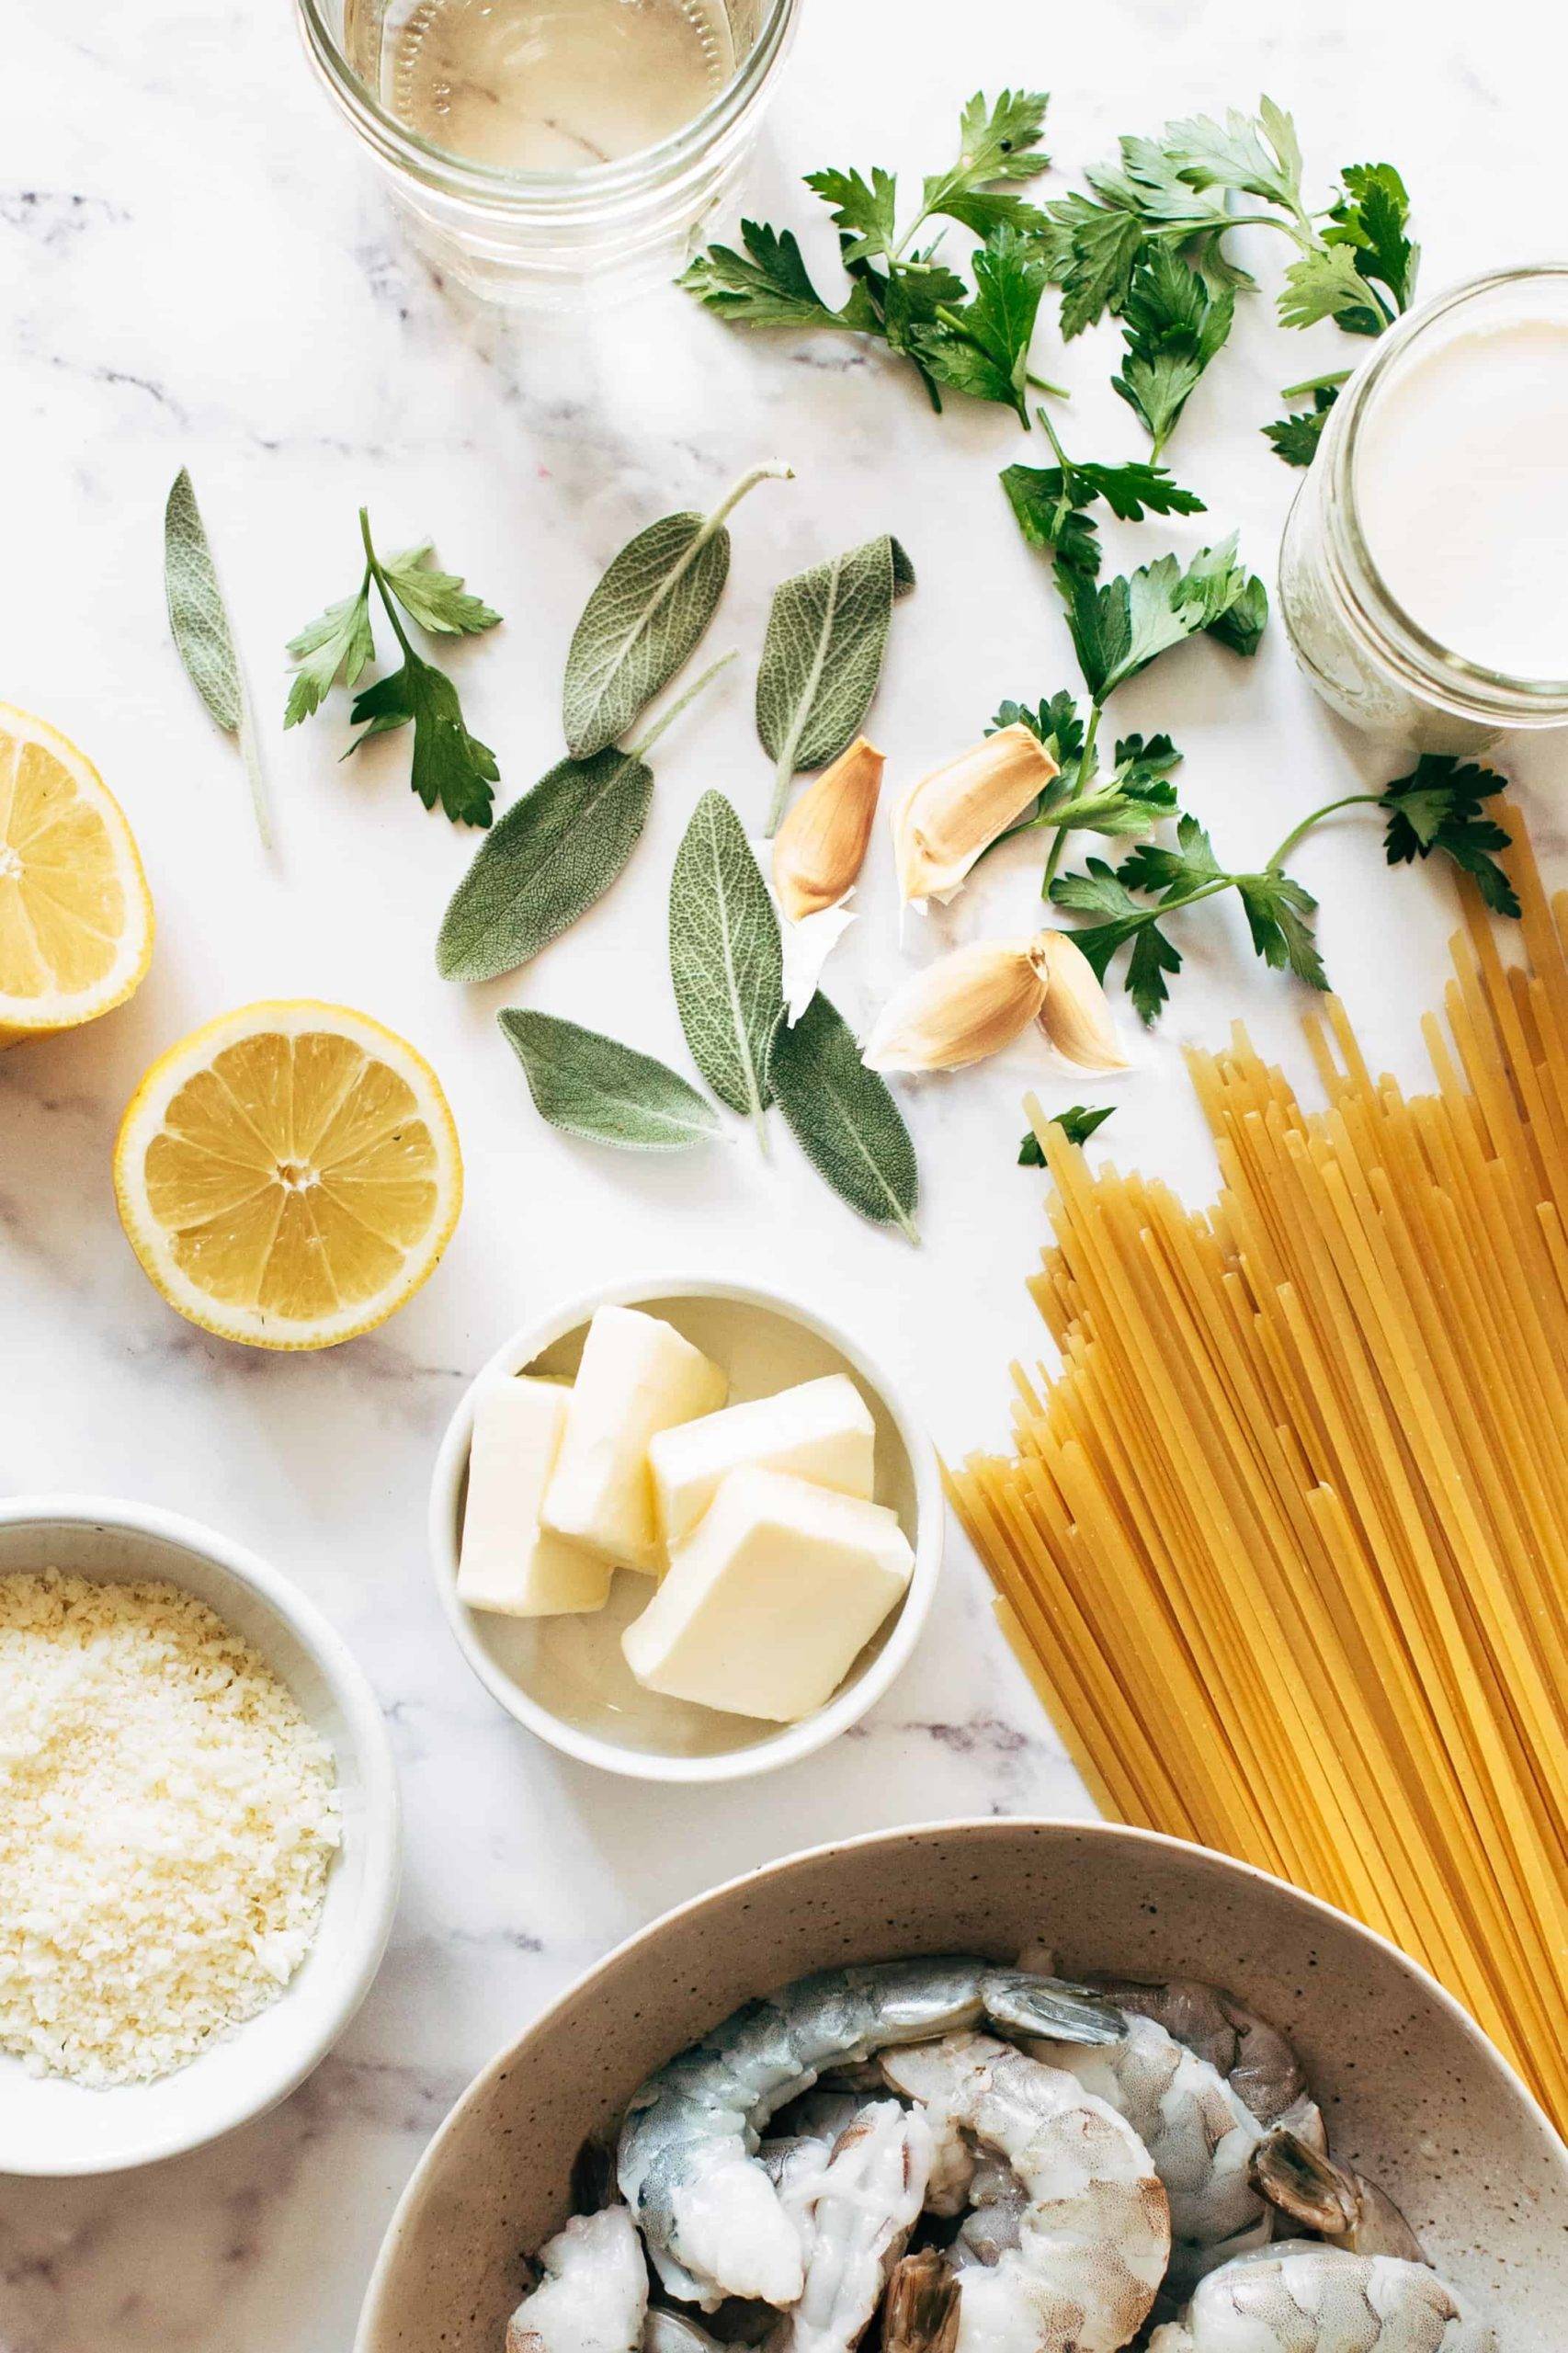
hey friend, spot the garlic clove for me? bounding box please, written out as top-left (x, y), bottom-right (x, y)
top-left (1035, 931), bottom-right (1130, 1073)
top-left (863, 937), bottom-right (1051, 1074)
top-left (892, 724), bottom-right (1059, 908)
top-left (774, 737), bottom-right (885, 923)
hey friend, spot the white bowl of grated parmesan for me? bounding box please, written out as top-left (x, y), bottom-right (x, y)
top-left (0, 1495), bottom-right (400, 2174)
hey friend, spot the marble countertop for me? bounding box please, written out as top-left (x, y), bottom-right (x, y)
top-left (2, 0), bottom-right (1563, 2340)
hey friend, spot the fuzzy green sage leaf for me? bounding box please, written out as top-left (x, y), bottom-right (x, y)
top-left (756, 533), bottom-right (915, 832)
top-left (164, 468), bottom-right (270, 846)
top-left (438, 749), bottom-right (653, 982)
top-left (767, 992), bottom-right (919, 1242)
top-left (438, 653), bottom-right (735, 983)
top-left (498, 1010), bottom-right (720, 1151)
top-left (563, 461), bottom-right (790, 758)
top-left (669, 789), bottom-right (784, 1145)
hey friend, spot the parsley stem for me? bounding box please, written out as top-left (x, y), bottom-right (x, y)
top-left (1266, 792), bottom-right (1378, 872)
top-left (1281, 369), bottom-right (1351, 401)
top-left (1076, 700), bottom-right (1103, 790)
top-left (627, 650), bottom-right (738, 761)
top-left (359, 507), bottom-right (416, 664)
top-left (1010, 700), bottom-right (1101, 895)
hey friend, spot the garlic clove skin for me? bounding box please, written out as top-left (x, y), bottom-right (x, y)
top-left (1034, 931), bottom-right (1130, 1073)
top-left (863, 937), bottom-right (1051, 1074)
top-left (774, 737), bottom-right (885, 924)
top-left (779, 895), bottom-right (859, 1025)
top-left (892, 724), bottom-right (1059, 908)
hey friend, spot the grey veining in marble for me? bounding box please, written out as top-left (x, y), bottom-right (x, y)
top-left (2, 0), bottom-right (1564, 2341)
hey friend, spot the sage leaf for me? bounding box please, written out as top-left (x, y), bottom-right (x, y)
top-left (437, 748), bottom-right (653, 982)
top-left (756, 533), bottom-right (915, 832)
top-left (767, 992), bottom-right (919, 1242)
top-left (564, 460), bottom-right (790, 758)
top-left (498, 1011), bottom-right (720, 1151)
top-left (437, 652), bottom-right (736, 983)
top-left (669, 789), bottom-right (784, 1145)
top-left (164, 467), bottom-right (270, 846)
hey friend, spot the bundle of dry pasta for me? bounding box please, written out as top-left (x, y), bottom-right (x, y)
top-left (950, 831), bottom-right (1568, 2127)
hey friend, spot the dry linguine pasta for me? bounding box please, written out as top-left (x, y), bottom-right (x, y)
top-left (950, 828), bottom-right (1568, 2129)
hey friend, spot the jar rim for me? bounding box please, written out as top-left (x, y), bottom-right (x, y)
top-left (1328, 262), bottom-right (1568, 716)
top-left (296, 0), bottom-right (798, 209)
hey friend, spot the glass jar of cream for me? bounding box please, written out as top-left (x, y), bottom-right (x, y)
top-left (1279, 266), bottom-right (1568, 749)
top-left (296, 0), bottom-right (799, 304)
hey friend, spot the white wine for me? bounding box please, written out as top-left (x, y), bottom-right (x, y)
top-left (387, 0), bottom-right (737, 171)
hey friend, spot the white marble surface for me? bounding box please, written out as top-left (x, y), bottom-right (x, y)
top-left (2, 0), bottom-right (1564, 2341)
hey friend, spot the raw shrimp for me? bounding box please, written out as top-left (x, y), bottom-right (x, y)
top-left (1251, 2131), bottom-right (1424, 2262)
top-left (1082, 1972), bottom-right (1324, 2140)
top-left (506, 2208), bottom-right (648, 2353)
top-left (950, 2147), bottom-right (1028, 2269)
top-left (987, 1971), bottom-right (1278, 2289)
top-left (615, 1960), bottom-right (1112, 2308)
top-left (1148, 2243), bottom-right (1498, 2352)
top-left (771, 2102), bottom-right (931, 2353)
top-left (881, 2031), bottom-right (1170, 2353)
top-left (646, 2107), bottom-right (930, 2353)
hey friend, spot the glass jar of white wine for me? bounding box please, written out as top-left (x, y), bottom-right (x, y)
top-left (296, 0), bottom-right (800, 303)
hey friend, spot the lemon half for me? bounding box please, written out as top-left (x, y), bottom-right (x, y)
top-left (0, 705), bottom-right (153, 1046)
top-left (115, 1001), bottom-right (462, 1350)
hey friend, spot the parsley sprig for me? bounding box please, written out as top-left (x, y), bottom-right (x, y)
top-left (1041, 99), bottom-right (1417, 462)
top-left (681, 92), bottom-right (1060, 425)
top-left (1048, 756), bottom-right (1517, 1026)
top-left (992, 420), bottom-right (1265, 889)
top-left (285, 511), bottom-right (502, 827)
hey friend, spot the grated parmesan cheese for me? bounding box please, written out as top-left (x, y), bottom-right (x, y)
top-left (0, 1570), bottom-right (341, 2087)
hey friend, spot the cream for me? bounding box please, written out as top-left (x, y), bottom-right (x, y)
top-left (1355, 314), bottom-right (1568, 682)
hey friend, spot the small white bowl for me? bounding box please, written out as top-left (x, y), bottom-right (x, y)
top-left (429, 1276), bottom-right (943, 1782)
top-left (0, 1496), bottom-right (401, 2176)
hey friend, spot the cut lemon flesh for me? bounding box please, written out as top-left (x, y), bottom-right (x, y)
top-left (0, 705), bottom-right (153, 1044)
top-left (115, 1002), bottom-right (462, 1350)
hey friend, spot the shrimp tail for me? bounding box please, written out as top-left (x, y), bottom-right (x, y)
top-left (1249, 2130), bottom-right (1425, 2262)
top-left (881, 2251), bottom-right (960, 2353)
top-left (979, 1970), bottom-right (1124, 2046)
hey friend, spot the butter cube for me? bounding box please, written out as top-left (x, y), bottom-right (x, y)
top-left (542, 1306), bottom-right (728, 1574)
top-left (649, 1375), bottom-right (876, 1556)
top-left (621, 1467), bottom-right (914, 1721)
top-left (458, 1378), bottom-right (613, 1617)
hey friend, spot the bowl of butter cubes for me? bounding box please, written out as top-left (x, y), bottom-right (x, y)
top-left (429, 1276), bottom-right (943, 1779)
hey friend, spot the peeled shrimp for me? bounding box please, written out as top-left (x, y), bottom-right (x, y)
top-left (1148, 2243), bottom-right (1498, 2352)
top-left (881, 2031), bottom-right (1169, 2353)
top-left (1081, 1972), bottom-right (1324, 2141)
top-left (771, 2102), bottom-right (931, 2353)
top-left (988, 1971), bottom-right (1278, 2289)
top-left (506, 2208), bottom-right (649, 2353)
top-left (615, 1960), bottom-right (1111, 2308)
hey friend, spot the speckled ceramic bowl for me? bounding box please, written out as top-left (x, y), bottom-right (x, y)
top-left (356, 1819), bottom-right (1568, 2351)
